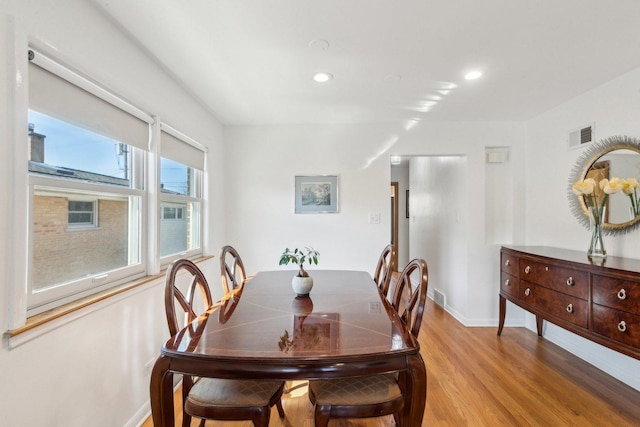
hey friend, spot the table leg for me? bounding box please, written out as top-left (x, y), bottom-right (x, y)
top-left (497, 294), bottom-right (506, 336)
top-left (404, 352), bottom-right (427, 426)
top-left (150, 355), bottom-right (174, 427)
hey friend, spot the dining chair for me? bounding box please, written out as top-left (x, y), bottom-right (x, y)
top-left (165, 259), bottom-right (286, 427)
top-left (220, 245), bottom-right (247, 294)
top-left (308, 258), bottom-right (428, 427)
top-left (373, 244), bottom-right (396, 297)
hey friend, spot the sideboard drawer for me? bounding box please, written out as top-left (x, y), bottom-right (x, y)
top-left (519, 283), bottom-right (588, 328)
top-left (592, 304), bottom-right (640, 348)
top-left (501, 252), bottom-right (518, 276)
top-left (592, 275), bottom-right (640, 314)
top-left (519, 259), bottom-right (588, 300)
top-left (500, 272), bottom-right (518, 298)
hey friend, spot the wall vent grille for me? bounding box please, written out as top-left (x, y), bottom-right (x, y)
top-left (569, 124), bottom-right (594, 149)
top-left (434, 289), bottom-right (446, 308)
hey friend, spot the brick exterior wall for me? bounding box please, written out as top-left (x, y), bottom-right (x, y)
top-left (32, 195), bottom-right (128, 289)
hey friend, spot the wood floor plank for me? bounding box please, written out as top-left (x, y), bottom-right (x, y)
top-left (143, 298), bottom-right (640, 426)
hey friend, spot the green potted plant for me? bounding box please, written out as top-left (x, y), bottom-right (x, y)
top-left (279, 247), bottom-right (320, 297)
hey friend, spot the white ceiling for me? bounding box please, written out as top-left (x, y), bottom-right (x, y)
top-left (92, 0), bottom-right (640, 126)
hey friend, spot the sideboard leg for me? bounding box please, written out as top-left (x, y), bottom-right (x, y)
top-left (536, 315), bottom-right (543, 336)
top-left (497, 295), bottom-right (506, 336)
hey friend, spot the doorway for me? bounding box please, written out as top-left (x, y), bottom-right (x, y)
top-left (390, 182), bottom-right (399, 270)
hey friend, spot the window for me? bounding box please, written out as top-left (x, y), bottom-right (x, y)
top-left (162, 206), bottom-right (185, 220)
top-left (68, 200), bottom-right (97, 227)
top-left (28, 110), bottom-right (145, 308)
top-left (27, 50), bottom-right (151, 314)
top-left (159, 154), bottom-right (203, 259)
top-left (18, 49), bottom-right (207, 319)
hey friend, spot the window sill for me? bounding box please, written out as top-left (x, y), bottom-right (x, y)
top-left (5, 255), bottom-right (214, 346)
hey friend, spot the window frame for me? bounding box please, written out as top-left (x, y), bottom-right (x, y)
top-left (28, 163), bottom-right (147, 314)
top-left (158, 163), bottom-right (204, 266)
top-left (158, 123), bottom-right (206, 266)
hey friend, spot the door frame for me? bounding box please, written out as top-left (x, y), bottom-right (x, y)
top-left (391, 182), bottom-right (399, 271)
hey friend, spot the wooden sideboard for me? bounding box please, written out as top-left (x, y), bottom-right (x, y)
top-left (498, 245), bottom-right (640, 360)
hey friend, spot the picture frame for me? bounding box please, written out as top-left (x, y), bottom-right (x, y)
top-left (294, 175), bottom-right (339, 213)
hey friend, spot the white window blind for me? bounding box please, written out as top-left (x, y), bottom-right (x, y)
top-left (28, 51), bottom-right (151, 151)
top-left (161, 128), bottom-right (205, 171)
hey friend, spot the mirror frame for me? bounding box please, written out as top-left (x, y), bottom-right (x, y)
top-left (568, 135), bottom-right (640, 235)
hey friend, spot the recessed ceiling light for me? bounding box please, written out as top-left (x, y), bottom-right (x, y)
top-left (384, 74), bottom-right (402, 83)
top-left (390, 155), bottom-right (402, 165)
top-left (464, 70), bottom-right (483, 80)
top-left (313, 72), bottom-right (333, 83)
top-left (309, 39), bottom-right (330, 50)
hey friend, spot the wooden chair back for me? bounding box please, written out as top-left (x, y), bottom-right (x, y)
top-left (164, 259), bottom-right (285, 426)
top-left (391, 258), bottom-right (428, 337)
top-left (373, 244), bottom-right (396, 296)
top-left (164, 258), bottom-right (214, 337)
top-left (220, 245), bottom-right (247, 294)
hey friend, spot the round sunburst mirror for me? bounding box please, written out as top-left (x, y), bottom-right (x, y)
top-left (568, 135), bottom-right (640, 235)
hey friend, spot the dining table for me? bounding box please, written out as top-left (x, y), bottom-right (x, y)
top-left (150, 269), bottom-right (427, 426)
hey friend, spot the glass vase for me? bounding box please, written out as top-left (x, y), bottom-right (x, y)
top-left (588, 206), bottom-right (606, 259)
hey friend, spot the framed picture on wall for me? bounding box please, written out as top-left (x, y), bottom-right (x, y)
top-left (295, 175), bottom-right (339, 213)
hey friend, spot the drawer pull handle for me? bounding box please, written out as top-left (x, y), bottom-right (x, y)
top-left (566, 277), bottom-right (575, 286)
top-left (618, 321), bottom-right (627, 333)
top-left (524, 288), bottom-right (531, 297)
top-left (524, 266), bottom-right (531, 274)
top-left (504, 279), bottom-right (510, 286)
top-left (617, 289), bottom-right (627, 300)
top-left (504, 259), bottom-right (511, 267)
top-left (566, 304), bottom-right (573, 313)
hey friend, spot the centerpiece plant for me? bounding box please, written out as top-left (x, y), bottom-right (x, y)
top-left (279, 247), bottom-right (320, 297)
top-left (279, 247), bottom-right (320, 278)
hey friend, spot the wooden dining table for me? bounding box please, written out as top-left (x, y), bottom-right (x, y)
top-left (150, 269), bottom-right (427, 426)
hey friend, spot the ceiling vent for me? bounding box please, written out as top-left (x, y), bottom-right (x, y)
top-left (569, 124), bottom-right (594, 149)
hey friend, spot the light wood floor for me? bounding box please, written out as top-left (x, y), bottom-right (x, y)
top-left (143, 299), bottom-right (640, 426)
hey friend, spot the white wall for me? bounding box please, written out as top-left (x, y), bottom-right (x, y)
top-left (524, 66), bottom-right (640, 391)
top-left (223, 124), bottom-right (393, 276)
top-left (409, 156), bottom-right (468, 317)
top-left (225, 122), bottom-right (526, 325)
top-left (0, 1), bottom-right (225, 426)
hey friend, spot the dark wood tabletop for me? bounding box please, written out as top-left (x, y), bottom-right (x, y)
top-left (150, 269), bottom-right (426, 426)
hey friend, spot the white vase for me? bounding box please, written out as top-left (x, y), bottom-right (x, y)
top-left (292, 275), bottom-right (313, 297)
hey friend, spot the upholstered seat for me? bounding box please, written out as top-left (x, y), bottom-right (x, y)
top-left (309, 374), bottom-right (401, 406)
top-left (187, 378), bottom-right (286, 408)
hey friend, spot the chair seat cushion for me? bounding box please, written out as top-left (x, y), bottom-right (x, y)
top-left (309, 374), bottom-right (401, 406)
top-left (188, 378), bottom-right (283, 408)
